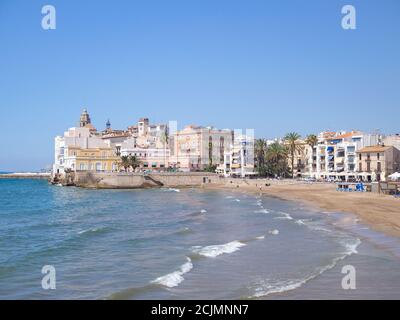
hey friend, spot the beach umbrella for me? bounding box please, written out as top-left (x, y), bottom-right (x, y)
top-left (388, 172), bottom-right (400, 181)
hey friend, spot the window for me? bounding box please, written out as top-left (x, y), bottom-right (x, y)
top-left (377, 153), bottom-right (380, 160)
top-left (359, 154), bottom-right (361, 160)
top-left (377, 162), bottom-right (381, 172)
top-left (359, 163), bottom-right (362, 172)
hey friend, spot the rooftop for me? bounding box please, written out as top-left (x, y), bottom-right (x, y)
top-left (357, 145), bottom-right (391, 153)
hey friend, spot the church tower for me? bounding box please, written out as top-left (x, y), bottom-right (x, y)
top-left (79, 108), bottom-right (91, 127)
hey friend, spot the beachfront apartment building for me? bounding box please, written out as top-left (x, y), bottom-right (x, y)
top-left (356, 145), bottom-right (400, 182)
top-left (284, 139), bottom-right (311, 178)
top-left (217, 132), bottom-right (256, 177)
top-left (309, 131), bottom-right (381, 181)
top-left (169, 125), bottom-right (233, 171)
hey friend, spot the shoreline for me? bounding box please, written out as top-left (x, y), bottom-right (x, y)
top-left (6, 174), bottom-right (400, 238)
top-left (203, 181), bottom-right (400, 238)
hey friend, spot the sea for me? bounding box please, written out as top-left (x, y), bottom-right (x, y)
top-left (0, 178), bottom-right (399, 299)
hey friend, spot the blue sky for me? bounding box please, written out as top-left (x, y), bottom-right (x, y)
top-left (0, 0), bottom-right (399, 171)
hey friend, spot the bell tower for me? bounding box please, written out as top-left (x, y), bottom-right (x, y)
top-left (79, 108), bottom-right (91, 127)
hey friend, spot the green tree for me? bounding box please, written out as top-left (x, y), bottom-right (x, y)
top-left (254, 139), bottom-right (268, 176)
top-left (265, 142), bottom-right (289, 177)
top-left (204, 164), bottom-right (217, 173)
top-left (128, 155), bottom-right (140, 170)
top-left (305, 134), bottom-right (318, 148)
top-left (120, 155), bottom-right (141, 172)
top-left (284, 132), bottom-right (302, 179)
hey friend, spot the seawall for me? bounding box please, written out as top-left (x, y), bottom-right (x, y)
top-left (0, 173), bottom-right (51, 179)
top-left (70, 172), bottom-right (221, 188)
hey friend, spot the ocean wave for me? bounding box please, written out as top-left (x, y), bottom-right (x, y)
top-left (151, 257), bottom-right (193, 288)
top-left (254, 209), bottom-right (269, 214)
top-left (294, 219), bottom-right (312, 226)
top-left (77, 226), bottom-right (109, 236)
top-left (274, 212), bottom-right (293, 220)
top-left (249, 238), bottom-right (361, 298)
top-left (255, 235), bottom-right (265, 240)
top-left (162, 188), bottom-right (180, 192)
top-left (200, 209), bottom-right (207, 213)
top-left (107, 284), bottom-right (157, 300)
top-left (268, 229), bottom-right (279, 235)
top-left (306, 223), bottom-right (332, 233)
top-left (192, 241), bottom-right (246, 258)
top-left (175, 227), bottom-right (193, 235)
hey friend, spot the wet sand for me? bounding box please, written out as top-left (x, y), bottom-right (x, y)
top-left (204, 180), bottom-right (400, 238)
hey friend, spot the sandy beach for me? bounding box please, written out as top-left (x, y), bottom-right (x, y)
top-left (205, 180), bottom-right (400, 238)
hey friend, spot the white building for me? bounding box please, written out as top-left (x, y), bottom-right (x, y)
top-left (53, 126), bottom-right (117, 174)
top-left (120, 137), bottom-right (170, 169)
top-left (310, 131), bottom-right (381, 181)
top-left (218, 132), bottom-right (255, 177)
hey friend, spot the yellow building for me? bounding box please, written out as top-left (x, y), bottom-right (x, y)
top-left (68, 146), bottom-right (119, 172)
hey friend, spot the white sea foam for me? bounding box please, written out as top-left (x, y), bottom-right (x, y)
top-left (254, 209), bottom-right (269, 214)
top-left (307, 223), bottom-right (332, 233)
top-left (269, 229), bottom-right (279, 235)
top-left (78, 227), bottom-right (104, 235)
top-left (168, 188), bottom-right (180, 192)
top-left (226, 196), bottom-right (234, 199)
top-left (234, 199), bottom-right (241, 202)
top-left (192, 241), bottom-right (246, 258)
top-left (200, 209), bottom-right (207, 213)
top-left (255, 235), bottom-right (265, 240)
top-left (274, 212), bottom-right (293, 220)
top-left (151, 257), bottom-right (193, 288)
top-left (250, 238), bottom-right (361, 298)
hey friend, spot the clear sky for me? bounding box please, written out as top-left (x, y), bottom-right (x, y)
top-left (0, 0), bottom-right (399, 171)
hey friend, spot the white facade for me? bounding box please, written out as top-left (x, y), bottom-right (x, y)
top-left (120, 137), bottom-right (170, 169)
top-left (218, 133), bottom-right (255, 177)
top-left (53, 127), bottom-right (112, 174)
top-left (310, 131), bottom-right (381, 181)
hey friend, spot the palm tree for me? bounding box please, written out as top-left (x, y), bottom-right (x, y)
top-left (129, 155), bottom-right (140, 171)
top-left (284, 132), bottom-right (302, 179)
top-left (305, 134), bottom-right (318, 148)
top-left (160, 128), bottom-right (168, 169)
top-left (120, 155), bottom-right (130, 172)
top-left (265, 142), bottom-right (289, 177)
top-left (255, 139), bottom-right (267, 176)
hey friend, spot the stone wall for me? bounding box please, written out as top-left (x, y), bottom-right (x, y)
top-left (72, 171), bottom-right (221, 188)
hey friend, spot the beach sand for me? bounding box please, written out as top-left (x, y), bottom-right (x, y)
top-left (204, 180), bottom-right (400, 238)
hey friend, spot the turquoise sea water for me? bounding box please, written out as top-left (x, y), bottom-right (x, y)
top-left (0, 179), bottom-right (399, 299)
